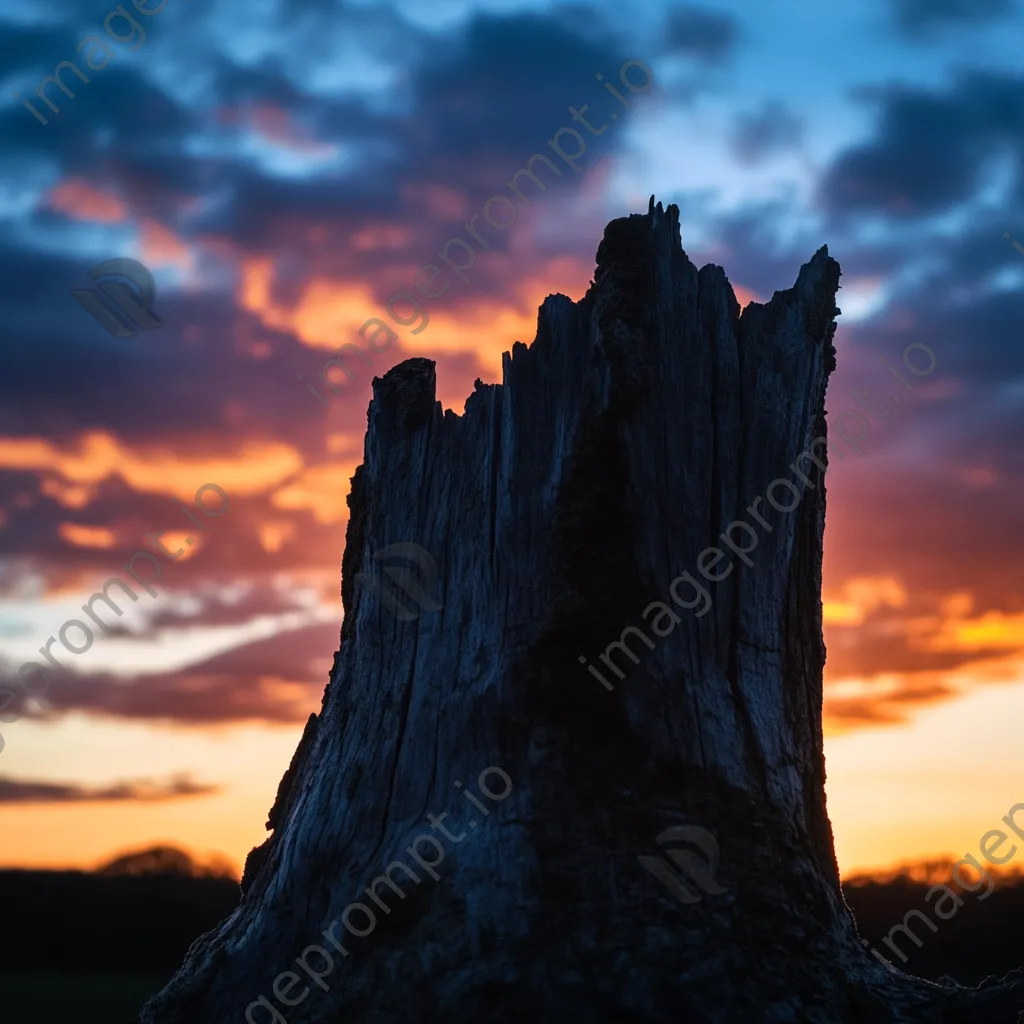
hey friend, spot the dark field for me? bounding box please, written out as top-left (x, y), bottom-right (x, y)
top-left (0, 970), bottom-right (170, 1024)
top-left (0, 863), bottom-right (239, 1024)
top-left (3, 862), bottom-right (1023, 1022)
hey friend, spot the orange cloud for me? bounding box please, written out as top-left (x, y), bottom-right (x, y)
top-left (255, 675), bottom-right (318, 707)
top-left (238, 245), bottom-right (595, 387)
top-left (160, 531), bottom-right (203, 562)
top-left (824, 677), bottom-right (955, 733)
top-left (140, 218), bottom-right (191, 270)
top-left (925, 609), bottom-right (1024, 653)
top-left (41, 478), bottom-right (96, 509)
top-left (239, 257), bottom-right (274, 315)
top-left (257, 521), bottom-right (296, 554)
top-left (239, 259), bottom-right (386, 353)
top-left (0, 432), bottom-right (304, 504)
top-left (823, 576), bottom-right (908, 626)
top-left (393, 253), bottom-right (597, 376)
top-left (58, 523), bottom-right (117, 549)
top-left (47, 179), bottom-right (128, 222)
top-left (326, 433), bottom-right (362, 457)
top-left (941, 591), bottom-right (974, 618)
top-left (271, 462), bottom-right (357, 525)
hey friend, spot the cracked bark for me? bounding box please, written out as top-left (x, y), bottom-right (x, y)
top-left (139, 199), bottom-right (1024, 1024)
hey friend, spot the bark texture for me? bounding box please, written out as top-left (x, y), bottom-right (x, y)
top-left (139, 199), bottom-right (1024, 1023)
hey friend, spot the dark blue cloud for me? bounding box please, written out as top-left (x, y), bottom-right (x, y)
top-left (730, 100), bottom-right (803, 165)
top-left (820, 71), bottom-right (1024, 222)
top-left (892, 0), bottom-right (1016, 37)
top-left (803, 66), bottom-right (1024, 493)
top-left (664, 3), bottom-right (739, 64)
top-left (0, 23), bottom-right (80, 72)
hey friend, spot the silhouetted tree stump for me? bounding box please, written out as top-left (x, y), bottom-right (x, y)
top-left (139, 200), bottom-right (1024, 1024)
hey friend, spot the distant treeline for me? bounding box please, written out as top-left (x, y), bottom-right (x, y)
top-left (2, 849), bottom-right (1024, 987)
top-left (0, 860), bottom-right (239, 974)
top-left (845, 868), bottom-right (1024, 987)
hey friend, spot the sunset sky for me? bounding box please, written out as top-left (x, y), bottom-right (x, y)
top-left (0, 0), bottom-right (1022, 881)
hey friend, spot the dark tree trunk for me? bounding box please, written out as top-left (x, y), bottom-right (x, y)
top-left (140, 200), bottom-right (1024, 1024)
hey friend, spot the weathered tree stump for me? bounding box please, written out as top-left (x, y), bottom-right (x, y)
top-left (139, 200), bottom-right (1024, 1023)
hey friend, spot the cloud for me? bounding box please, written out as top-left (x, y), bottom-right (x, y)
top-left (824, 622), bottom-right (1001, 683)
top-left (0, 432), bottom-right (302, 505)
top-left (664, 4), bottom-right (739, 63)
top-left (104, 582), bottom-right (323, 635)
top-left (819, 71), bottom-right (1024, 222)
top-left (730, 100), bottom-right (803, 165)
top-left (0, 773), bottom-right (218, 803)
top-left (4, 621), bottom-right (338, 725)
top-left (824, 682), bottom-right (954, 727)
top-left (892, 0), bottom-right (1015, 37)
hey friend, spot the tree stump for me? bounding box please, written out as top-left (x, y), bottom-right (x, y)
top-left (139, 199), bottom-right (1024, 1024)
